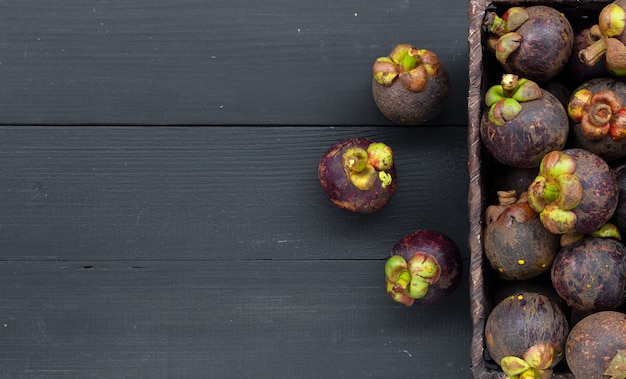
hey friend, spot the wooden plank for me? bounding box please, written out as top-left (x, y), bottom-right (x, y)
top-left (0, 126), bottom-right (469, 261)
top-left (0, 0), bottom-right (468, 126)
top-left (0, 260), bottom-right (472, 378)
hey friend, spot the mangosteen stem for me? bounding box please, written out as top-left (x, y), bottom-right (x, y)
top-left (342, 147), bottom-right (377, 191)
top-left (497, 190), bottom-right (518, 206)
top-left (484, 12), bottom-right (508, 36)
top-left (579, 37), bottom-right (607, 67)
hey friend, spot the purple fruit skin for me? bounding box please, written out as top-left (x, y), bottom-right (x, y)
top-left (480, 89), bottom-right (569, 168)
top-left (318, 138), bottom-right (397, 214)
top-left (485, 292), bottom-right (569, 366)
top-left (551, 237), bottom-right (626, 311)
top-left (563, 148), bottom-right (618, 234)
top-left (502, 6), bottom-right (573, 83)
top-left (390, 229), bottom-right (462, 305)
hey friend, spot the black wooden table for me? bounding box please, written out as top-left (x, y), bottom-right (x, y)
top-left (0, 1), bottom-right (472, 377)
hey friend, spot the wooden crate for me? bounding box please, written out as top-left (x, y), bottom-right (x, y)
top-left (467, 0), bottom-right (614, 378)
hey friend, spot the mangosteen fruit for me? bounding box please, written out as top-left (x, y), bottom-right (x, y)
top-left (318, 138), bottom-right (396, 214)
top-left (551, 234), bottom-right (626, 312)
top-left (484, 190), bottom-right (560, 280)
top-left (371, 44), bottom-right (450, 125)
top-left (480, 74), bottom-right (569, 168)
top-left (483, 5), bottom-right (574, 83)
top-left (384, 229), bottom-right (462, 306)
top-left (566, 311), bottom-right (626, 379)
top-left (527, 148), bottom-right (619, 235)
top-left (567, 77), bottom-right (626, 161)
top-left (485, 292), bottom-right (569, 378)
top-left (578, 0), bottom-right (626, 77)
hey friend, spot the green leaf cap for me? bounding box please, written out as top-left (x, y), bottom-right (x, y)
top-left (485, 74), bottom-right (542, 126)
top-left (527, 151), bottom-right (583, 234)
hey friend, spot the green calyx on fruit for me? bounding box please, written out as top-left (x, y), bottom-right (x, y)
top-left (579, 4), bottom-right (626, 76)
top-left (605, 349), bottom-right (626, 379)
top-left (527, 151), bottom-right (583, 234)
top-left (501, 342), bottom-right (556, 379)
top-left (568, 88), bottom-right (626, 141)
top-left (560, 222), bottom-right (622, 247)
top-left (485, 74), bottom-right (542, 126)
top-left (342, 143), bottom-right (393, 191)
top-left (484, 7), bottom-right (530, 36)
top-left (384, 252), bottom-right (441, 306)
top-left (372, 44), bottom-right (442, 92)
top-left (484, 7), bottom-right (528, 65)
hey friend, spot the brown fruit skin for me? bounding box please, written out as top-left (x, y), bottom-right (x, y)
top-left (566, 311), bottom-right (626, 379)
top-left (502, 6), bottom-right (574, 83)
top-left (569, 78), bottom-right (626, 162)
top-left (371, 68), bottom-right (450, 125)
top-left (318, 138), bottom-right (396, 214)
top-left (480, 89), bottom-right (569, 168)
top-left (551, 237), bottom-right (626, 311)
top-left (484, 216), bottom-right (560, 280)
top-left (563, 148), bottom-right (618, 234)
top-left (390, 229), bottom-right (462, 305)
top-left (485, 292), bottom-right (569, 366)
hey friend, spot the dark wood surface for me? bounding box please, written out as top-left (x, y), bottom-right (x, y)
top-left (0, 1), bottom-right (473, 378)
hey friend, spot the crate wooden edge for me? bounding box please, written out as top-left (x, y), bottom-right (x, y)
top-left (466, 0), bottom-right (611, 377)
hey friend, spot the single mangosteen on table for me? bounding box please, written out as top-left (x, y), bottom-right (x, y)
top-left (483, 190), bottom-right (560, 281)
top-left (578, 0), bottom-right (626, 77)
top-left (551, 229), bottom-right (626, 312)
top-left (566, 311), bottom-right (626, 379)
top-left (483, 5), bottom-right (574, 83)
top-left (527, 148), bottom-right (619, 235)
top-left (480, 74), bottom-right (569, 168)
top-left (318, 138), bottom-right (396, 214)
top-left (371, 44), bottom-right (450, 125)
top-left (485, 292), bottom-right (569, 379)
top-left (384, 229), bottom-right (462, 306)
top-left (567, 77), bottom-right (626, 161)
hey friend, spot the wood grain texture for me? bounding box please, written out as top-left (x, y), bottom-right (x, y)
top-left (0, 0), bottom-right (474, 377)
top-left (0, 126), bottom-right (473, 378)
top-left (0, 126), bottom-right (469, 262)
top-left (0, 0), bottom-right (468, 126)
top-left (0, 260), bottom-right (471, 378)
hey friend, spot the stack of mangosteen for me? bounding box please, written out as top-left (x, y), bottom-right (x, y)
top-left (480, 2), bottom-right (626, 378)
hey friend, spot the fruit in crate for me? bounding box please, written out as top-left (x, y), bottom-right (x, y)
top-left (480, 74), bottom-right (569, 168)
top-left (527, 148), bottom-right (619, 235)
top-left (384, 229), bottom-right (462, 306)
top-left (579, 0), bottom-right (626, 76)
top-left (551, 232), bottom-right (626, 312)
top-left (566, 311), bottom-right (626, 379)
top-left (371, 44), bottom-right (450, 125)
top-left (318, 138), bottom-right (396, 214)
top-left (483, 5), bottom-right (574, 82)
top-left (483, 190), bottom-right (560, 280)
top-left (567, 77), bottom-right (626, 161)
top-left (485, 292), bottom-right (569, 379)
